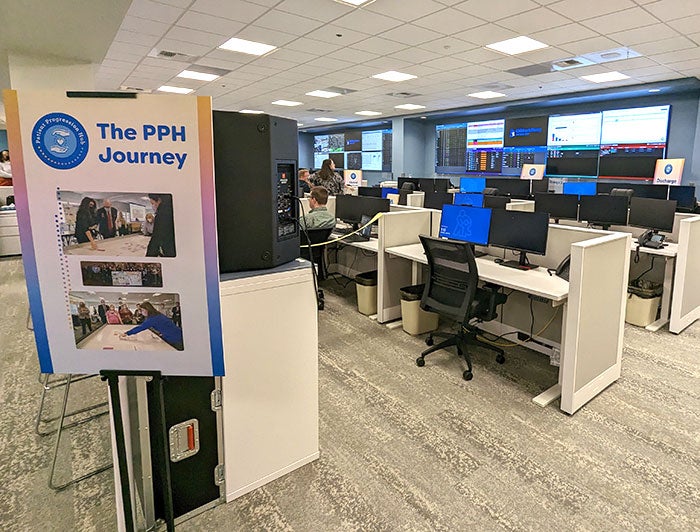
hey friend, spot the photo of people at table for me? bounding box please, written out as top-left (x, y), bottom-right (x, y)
top-left (70, 291), bottom-right (183, 351)
top-left (58, 191), bottom-right (175, 257)
top-left (80, 261), bottom-right (163, 287)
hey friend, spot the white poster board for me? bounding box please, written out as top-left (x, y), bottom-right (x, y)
top-left (653, 158), bottom-right (685, 185)
top-left (344, 169), bottom-right (362, 187)
top-left (3, 90), bottom-right (224, 376)
top-left (520, 163), bottom-right (545, 180)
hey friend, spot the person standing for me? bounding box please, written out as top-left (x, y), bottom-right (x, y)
top-left (146, 194), bottom-right (176, 257)
top-left (97, 298), bottom-right (108, 324)
top-left (310, 159), bottom-right (344, 195)
top-left (77, 302), bottom-right (92, 335)
top-left (141, 213), bottom-right (155, 236)
top-left (74, 197), bottom-right (103, 251)
top-left (0, 150), bottom-right (11, 186)
top-left (96, 199), bottom-right (117, 239)
top-left (119, 304), bottom-right (134, 325)
top-left (171, 302), bottom-right (181, 328)
top-left (106, 305), bottom-right (122, 324)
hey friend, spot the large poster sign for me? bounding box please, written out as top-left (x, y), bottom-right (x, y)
top-left (3, 90), bottom-right (224, 376)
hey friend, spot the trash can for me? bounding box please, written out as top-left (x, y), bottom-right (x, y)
top-left (400, 284), bottom-right (439, 335)
top-left (355, 270), bottom-right (378, 316)
top-left (625, 279), bottom-right (662, 327)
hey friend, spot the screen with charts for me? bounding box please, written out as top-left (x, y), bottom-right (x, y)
top-left (435, 123), bottom-right (467, 174)
top-left (598, 105), bottom-right (670, 181)
top-left (314, 129), bottom-right (392, 172)
top-left (466, 119), bottom-right (505, 174)
top-left (546, 112), bottom-right (602, 177)
top-left (502, 116), bottom-right (548, 176)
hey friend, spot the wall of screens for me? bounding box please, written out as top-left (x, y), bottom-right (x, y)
top-left (314, 129), bottom-right (392, 172)
top-left (435, 105), bottom-right (671, 181)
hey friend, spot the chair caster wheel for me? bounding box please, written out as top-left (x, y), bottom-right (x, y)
top-left (463, 370), bottom-right (473, 381)
top-left (425, 337), bottom-right (434, 346)
top-left (496, 354), bottom-right (505, 364)
top-left (416, 357), bottom-right (425, 367)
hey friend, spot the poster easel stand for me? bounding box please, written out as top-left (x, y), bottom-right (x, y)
top-left (101, 370), bottom-right (175, 532)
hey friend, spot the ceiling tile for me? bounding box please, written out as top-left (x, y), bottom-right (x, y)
top-left (459, 23), bottom-right (518, 46)
top-left (458, 47), bottom-right (504, 64)
top-left (634, 36), bottom-right (697, 56)
top-left (644, 0), bottom-right (700, 21)
top-left (580, 7), bottom-right (660, 34)
top-left (560, 36), bottom-right (620, 56)
top-left (381, 24), bottom-right (443, 46)
top-left (127, 0), bottom-right (184, 24)
top-left (666, 14), bottom-right (700, 34)
top-left (255, 9), bottom-right (325, 36)
top-left (333, 9), bottom-right (404, 35)
top-left (286, 38), bottom-right (343, 55)
top-left (608, 23), bottom-right (679, 47)
top-left (156, 38), bottom-right (213, 57)
top-left (120, 15), bottom-right (170, 37)
top-left (414, 8), bottom-right (485, 34)
top-left (419, 56), bottom-right (472, 72)
top-left (326, 47), bottom-right (380, 65)
top-left (190, 0), bottom-right (269, 23)
top-left (164, 26), bottom-right (227, 47)
top-left (352, 37), bottom-right (408, 55)
top-left (454, 0), bottom-right (540, 22)
top-left (531, 23), bottom-right (598, 46)
top-left (176, 12), bottom-right (245, 36)
top-left (312, 24), bottom-right (373, 46)
top-left (417, 36), bottom-right (477, 55)
top-left (548, 0), bottom-right (636, 20)
top-left (497, 7), bottom-right (572, 34)
top-left (365, 0), bottom-right (446, 22)
top-left (276, 0), bottom-right (353, 22)
top-left (234, 25), bottom-right (298, 47)
top-left (304, 56), bottom-right (355, 72)
top-left (652, 46), bottom-right (700, 64)
top-left (115, 29), bottom-right (162, 48)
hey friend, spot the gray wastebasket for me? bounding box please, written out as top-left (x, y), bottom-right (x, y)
top-left (400, 284), bottom-right (439, 335)
top-left (355, 270), bottom-right (378, 315)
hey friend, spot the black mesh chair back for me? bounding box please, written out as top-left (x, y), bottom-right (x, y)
top-left (610, 188), bottom-right (634, 206)
top-left (300, 227), bottom-right (333, 279)
top-left (398, 182), bottom-right (416, 205)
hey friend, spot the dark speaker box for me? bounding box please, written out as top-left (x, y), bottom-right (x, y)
top-left (213, 112), bottom-right (299, 272)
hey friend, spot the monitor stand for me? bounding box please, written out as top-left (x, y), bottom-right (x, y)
top-left (499, 251), bottom-right (537, 271)
top-left (470, 244), bottom-right (487, 258)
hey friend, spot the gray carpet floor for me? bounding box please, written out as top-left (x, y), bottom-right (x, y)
top-left (1, 256), bottom-right (698, 531)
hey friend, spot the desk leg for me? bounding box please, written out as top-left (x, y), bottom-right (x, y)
top-left (646, 256), bottom-right (675, 332)
top-left (411, 261), bottom-right (421, 285)
top-left (532, 302), bottom-right (566, 408)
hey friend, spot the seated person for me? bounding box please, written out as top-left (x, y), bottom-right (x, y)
top-left (300, 186), bottom-right (336, 230)
top-left (298, 168), bottom-right (311, 195)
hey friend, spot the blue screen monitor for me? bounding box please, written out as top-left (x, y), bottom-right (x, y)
top-left (439, 204), bottom-right (492, 246)
top-left (381, 187), bottom-right (399, 199)
top-left (563, 181), bottom-right (597, 198)
top-left (453, 193), bottom-right (484, 207)
top-left (460, 177), bottom-right (486, 193)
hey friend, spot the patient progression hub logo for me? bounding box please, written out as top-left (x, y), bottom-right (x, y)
top-left (32, 112), bottom-right (89, 170)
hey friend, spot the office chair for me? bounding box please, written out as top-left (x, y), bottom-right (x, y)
top-left (416, 235), bottom-right (508, 380)
top-left (398, 182), bottom-right (416, 205)
top-left (610, 188), bottom-right (634, 206)
top-left (300, 227), bottom-right (333, 280)
top-left (482, 187), bottom-right (499, 196)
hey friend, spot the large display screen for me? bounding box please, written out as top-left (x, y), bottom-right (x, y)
top-left (546, 112), bottom-right (602, 177)
top-left (502, 116), bottom-right (548, 176)
top-left (314, 129), bottom-right (392, 172)
top-left (466, 119), bottom-right (504, 174)
top-left (435, 123), bottom-right (467, 174)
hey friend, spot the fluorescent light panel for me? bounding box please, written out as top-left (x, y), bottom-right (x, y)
top-left (355, 111), bottom-right (382, 116)
top-left (240, 109), bottom-right (265, 114)
top-left (177, 70), bottom-right (219, 81)
top-left (394, 104), bottom-right (425, 110)
top-left (219, 37), bottom-right (276, 56)
top-left (306, 90), bottom-right (341, 98)
top-left (372, 71), bottom-right (417, 82)
top-left (271, 100), bottom-right (303, 106)
top-left (580, 71), bottom-right (630, 83)
top-left (486, 36), bottom-right (548, 55)
top-left (157, 85), bottom-right (193, 94)
top-left (468, 91), bottom-right (506, 99)
top-left (335, 0), bottom-right (374, 6)
top-left (315, 117), bottom-right (338, 122)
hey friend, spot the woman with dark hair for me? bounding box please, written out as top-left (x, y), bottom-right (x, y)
top-left (146, 194), bottom-right (176, 257)
top-left (310, 158), bottom-right (344, 195)
top-left (120, 301), bottom-right (183, 350)
top-left (74, 196), bottom-right (103, 250)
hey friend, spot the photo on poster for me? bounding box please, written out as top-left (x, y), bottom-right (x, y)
top-left (70, 291), bottom-right (183, 351)
top-left (58, 191), bottom-right (176, 257)
top-left (80, 261), bottom-right (163, 287)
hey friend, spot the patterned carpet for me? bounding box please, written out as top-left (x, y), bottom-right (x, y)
top-left (1, 257), bottom-right (698, 531)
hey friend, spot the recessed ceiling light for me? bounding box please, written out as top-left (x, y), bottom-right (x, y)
top-left (372, 71), bottom-right (417, 82)
top-left (335, 0), bottom-right (374, 6)
top-left (177, 70), bottom-right (219, 82)
top-left (240, 109), bottom-right (265, 114)
top-left (580, 71), bottom-right (630, 83)
top-left (157, 85), bottom-right (193, 94)
top-left (219, 37), bottom-right (276, 56)
top-left (394, 104), bottom-right (425, 110)
top-left (486, 36), bottom-right (548, 55)
top-left (355, 111), bottom-right (382, 116)
top-left (315, 117), bottom-right (338, 122)
top-left (306, 90), bottom-right (342, 98)
top-left (468, 91), bottom-right (506, 99)
top-left (648, 88), bottom-right (662, 93)
top-left (272, 99), bottom-right (303, 106)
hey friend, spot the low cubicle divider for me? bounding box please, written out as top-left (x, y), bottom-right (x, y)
top-left (670, 215), bottom-right (700, 333)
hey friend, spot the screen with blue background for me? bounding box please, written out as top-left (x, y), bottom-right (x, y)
top-left (453, 193), bottom-right (484, 207)
top-left (381, 187), bottom-right (399, 199)
top-left (439, 204), bottom-right (491, 245)
top-left (460, 177), bottom-right (486, 193)
top-left (563, 181), bottom-right (597, 197)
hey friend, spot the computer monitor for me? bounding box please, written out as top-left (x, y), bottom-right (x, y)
top-left (668, 185), bottom-right (696, 212)
top-left (381, 187), bottom-right (399, 199)
top-left (453, 193), bottom-right (484, 207)
top-left (484, 178), bottom-right (530, 198)
top-left (439, 204), bottom-right (492, 246)
top-left (423, 191), bottom-right (454, 210)
top-left (358, 186), bottom-right (382, 198)
top-left (329, 152), bottom-right (344, 169)
top-left (530, 177), bottom-right (549, 195)
top-left (419, 178), bottom-right (450, 193)
top-left (460, 177), bottom-right (486, 193)
top-left (597, 182), bottom-right (668, 199)
top-left (483, 195), bottom-right (510, 210)
top-left (335, 195), bottom-right (390, 226)
top-left (534, 193), bottom-right (579, 222)
top-left (578, 195), bottom-right (629, 229)
top-left (562, 181), bottom-right (597, 197)
top-left (628, 197), bottom-right (677, 233)
top-left (489, 210), bottom-right (549, 270)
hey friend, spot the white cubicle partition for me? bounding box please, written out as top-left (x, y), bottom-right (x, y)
top-left (378, 210), bottom-right (431, 323)
top-left (669, 215), bottom-right (700, 334)
top-left (560, 232), bottom-right (631, 414)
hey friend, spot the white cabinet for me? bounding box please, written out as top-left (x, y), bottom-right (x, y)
top-left (0, 212), bottom-right (21, 256)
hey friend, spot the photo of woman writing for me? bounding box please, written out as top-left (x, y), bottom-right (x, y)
top-left (74, 197), bottom-right (103, 251)
top-left (119, 301), bottom-right (183, 350)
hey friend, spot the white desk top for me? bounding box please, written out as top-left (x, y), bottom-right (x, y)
top-left (330, 233), bottom-right (379, 252)
top-left (385, 242), bottom-right (569, 302)
top-left (76, 324), bottom-right (175, 351)
top-left (630, 240), bottom-right (678, 258)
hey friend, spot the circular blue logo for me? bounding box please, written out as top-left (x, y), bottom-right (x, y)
top-left (32, 113), bottom-right (89, 169)
top-left (529, 168), bottom-right (537, 176)
top-left (664, 164), bottom-right (673, 175)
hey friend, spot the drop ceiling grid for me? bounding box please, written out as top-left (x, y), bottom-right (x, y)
top-left (94, 0), bottom-right (700, 124)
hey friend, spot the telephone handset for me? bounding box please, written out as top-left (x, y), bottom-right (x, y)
top-left (548, 254), bottom-right (571, 281)
top-left (638, 230), bottom-right (665, 249)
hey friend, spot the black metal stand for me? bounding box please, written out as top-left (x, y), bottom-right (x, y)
top-left (101, 370), bottom-right (175, 532)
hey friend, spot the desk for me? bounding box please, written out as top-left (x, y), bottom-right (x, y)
top-left (63, 233), bottom-right (151, 256)
top-left (630, 241), bottom-right (678, 332)
top-left (76, 324), bottom-right (175, 351)
top-left (0, 211), bottom-right (20, 256)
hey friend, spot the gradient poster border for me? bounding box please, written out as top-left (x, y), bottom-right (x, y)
top-left (2, 90), bottom-right (224, 376)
